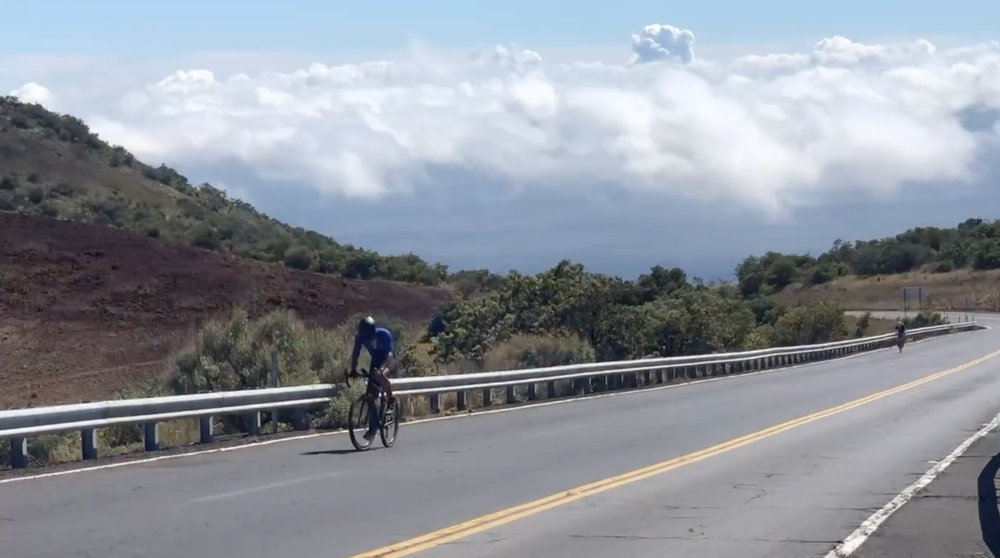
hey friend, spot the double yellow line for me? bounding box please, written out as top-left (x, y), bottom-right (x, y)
top-left (348, 347), bottom-right (1000, 558)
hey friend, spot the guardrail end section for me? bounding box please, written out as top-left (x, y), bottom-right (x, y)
top-left (9, 438), bottom-right (27, 469)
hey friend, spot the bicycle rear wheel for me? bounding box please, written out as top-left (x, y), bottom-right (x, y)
top-left (348, 395), bottom-right (374, 451)
top-left (380, 398), bottom-right (399, 448)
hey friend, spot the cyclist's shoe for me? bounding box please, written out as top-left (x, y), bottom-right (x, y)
top-left (387, 397), bottom-right (397, 410)
top-left (363, 429), bottom-right (376, 441)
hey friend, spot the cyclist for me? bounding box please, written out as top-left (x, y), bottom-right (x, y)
top-left (894, 319), bottom-right (906, 352)
top-left (349, 316), bottom-right (398, 441)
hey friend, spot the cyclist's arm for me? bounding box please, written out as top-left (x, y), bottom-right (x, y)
top-left (349, 335), bottom-right (364, 372)
top-left (376, 329), bottom-right (396, 373)
top-left (382, 352), bottom-right (396, 372)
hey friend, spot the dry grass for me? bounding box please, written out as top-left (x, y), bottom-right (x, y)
top-left (772, 269), bottom-right (1000, 311)
top-left (843, 315), bottom-right (897, 336)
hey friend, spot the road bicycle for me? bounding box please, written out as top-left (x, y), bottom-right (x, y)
top-left (896, 334), bottom-right (906, 353)
top-left (344, 368), bottom-right (399, 451)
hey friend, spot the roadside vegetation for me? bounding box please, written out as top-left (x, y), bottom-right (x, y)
top-left (736, 219), bottom-right (1000, 310)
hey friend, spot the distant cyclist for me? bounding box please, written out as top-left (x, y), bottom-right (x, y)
top-left (349, 316), bottom-right (398, 441)
top-left (894, 319), bottom-right (906, 352)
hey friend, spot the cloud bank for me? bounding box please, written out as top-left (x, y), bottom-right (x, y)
top-left (9, 24), bottom-right (1000, 242)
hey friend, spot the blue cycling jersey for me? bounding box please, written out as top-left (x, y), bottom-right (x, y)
top-left (353, 327), bottom-right (394, 370)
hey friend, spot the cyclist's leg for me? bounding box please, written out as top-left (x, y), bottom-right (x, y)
top-left (364, 376), bottom-right (380, 438)
top-left (381, 360), bottom-right (398, 405)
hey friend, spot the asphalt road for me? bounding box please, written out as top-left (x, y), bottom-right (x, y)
top-left (853, 428), bottom-right (999, 558)
top-left (1, 316), bottom-right (999, 558)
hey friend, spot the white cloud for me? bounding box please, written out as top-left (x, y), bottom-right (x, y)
top-left (8, 24), bottom-right (1000, 220)
top-left (630, 24), bottom-right (697, 64)
top-left (8, 82), bottom-right (51, 104)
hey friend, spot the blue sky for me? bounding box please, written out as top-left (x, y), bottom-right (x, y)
top-left (3, 0), bottom-right (997, 57)
top-left (3, 2), bottom-right (1000, 280)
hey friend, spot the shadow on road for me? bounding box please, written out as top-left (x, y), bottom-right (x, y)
top-left (300, 449), bottom-right (365, 456)
top-left (977, 452), bottom-right (1000, 556)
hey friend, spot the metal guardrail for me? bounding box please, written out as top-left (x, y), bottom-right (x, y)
top-left (0, 322), bottom-right (978, 469)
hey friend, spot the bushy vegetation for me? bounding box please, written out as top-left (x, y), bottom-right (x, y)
top-left (736, 218), bottom-right (1000, 297)
top-left (902, 310), bottom-right (949, 328)
top-left (0, 96), bottom-right (509, 289)
top-left (425, 260), bottom-right (853, 367)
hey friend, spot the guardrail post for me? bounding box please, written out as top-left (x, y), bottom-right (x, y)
top-left (506, 385), bottom-right (516, 404)
top-left (456, 390), bottom-right (467, 411)
top-left (292, 409), bottom-right (308, 431)
top-left (9, 437), bottom-right (27, 469)
top-left (482, 388), bottom-right (492, 407)
top-left (547, 381), bottom-right (556, 398)
top-left (269, 351), bottom-right (280, 434)
top-left (429, 393), bottom-right (441, 413)
top-left (200, 416), bottom-right (214, 443)
top-left (144, 422), bottom-right (160, 452)
top-left (246, 412), bottom-right (261, 436)
top-left (528, 383), bottom-right (538, 401)
top-left (81, 428), bottom-right (97, 461)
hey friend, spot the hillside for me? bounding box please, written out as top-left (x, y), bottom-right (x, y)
top-left (771, 268), bottom-right (1000, 311)
top-left (0, 212), bottom-right (453, 406)
top-left (0, 96), bottom-right (508, 292)
top-left (733, 219), bottom-right (1000, 311)
top-left (0, 96), bottom-right (462, 406)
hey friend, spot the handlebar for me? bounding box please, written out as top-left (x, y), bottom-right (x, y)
top-left (344, 368), bottom-right (369, 387)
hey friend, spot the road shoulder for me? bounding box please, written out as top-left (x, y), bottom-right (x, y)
top-left (854, 427), bottom-right (1000, 558)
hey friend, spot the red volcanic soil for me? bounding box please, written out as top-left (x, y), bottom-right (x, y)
top-left (0, 212), bottom-right (453, 406)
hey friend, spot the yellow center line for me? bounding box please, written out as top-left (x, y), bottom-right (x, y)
top-left (347, 347), bottom-right (1000, 558)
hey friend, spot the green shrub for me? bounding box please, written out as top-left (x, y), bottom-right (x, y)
top-left (167, 309), bottom-right (361, 433)
top-left (25, 185), bottom-right (45, 204)
top-left (191, 224), bottom-right (221, 250)
top-left (39, 200), bottom-right (58, 217)
top-left (283, 246), bottom-right (313, 270)
top-left (0, 192), bottom-right (15, 211)
top-left (0, 174), bottom-right (18, 190)
top-left (484, 334), bottom-right (595, 370)
top-left (50, 182), bottom-right (77, 197)
top-left (773, 302), bottom-right (849, 346)
top-left (854, 311), bottom-right (873, 337)
top-left (904, 311), bottom-right (948, 328)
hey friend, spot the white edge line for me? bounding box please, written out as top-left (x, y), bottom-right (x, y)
top-left (824, 414), bottom-right (1000, 558)
top-left (0, 330), bottom-right (980, 486)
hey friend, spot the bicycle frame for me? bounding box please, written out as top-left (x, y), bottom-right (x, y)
top-left (345, 368), bottom-right (399, 450)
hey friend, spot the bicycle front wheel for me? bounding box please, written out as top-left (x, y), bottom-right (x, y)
top-left (348, 395), bottom-right (374, 451)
